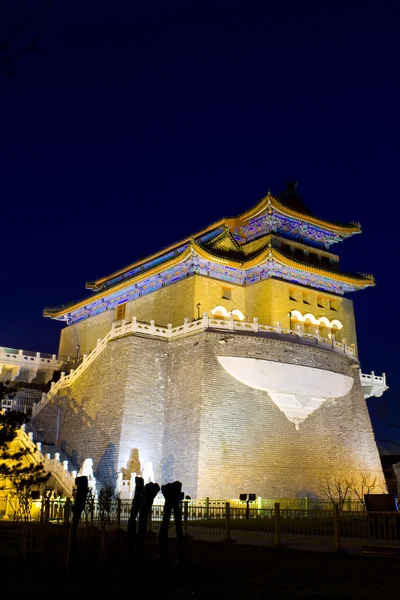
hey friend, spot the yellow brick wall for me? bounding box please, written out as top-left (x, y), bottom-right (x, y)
top-left (124, 277), bottom-right (196, 325)
top-left (193, 276), bottom-right (246, 320)
top-left (58, 274), bottom-right (358, 358)
top-left (59, 310), bottom-right (116, 358)
top-left (245, 279), bottom-right (357, 350)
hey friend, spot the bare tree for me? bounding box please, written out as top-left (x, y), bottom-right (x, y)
top-left (347, 472), bottom-right (386, 510)
top-left (319, 476), bottom-right (350, 510)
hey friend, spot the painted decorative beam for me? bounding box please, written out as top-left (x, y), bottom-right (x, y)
top-left (44, 246), bottom-right (374, 324)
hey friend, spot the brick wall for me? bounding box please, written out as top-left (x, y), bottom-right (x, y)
top-left (59, 309), bottom-right (116, 357)
top-left (46, 327), bottom-right (384, 499)
top-left (197, 332), bottom-right (382, 498)
top-left (118, 336), bottom-right (167, 483)
top-left (55, 339), bottom-right (130, 486)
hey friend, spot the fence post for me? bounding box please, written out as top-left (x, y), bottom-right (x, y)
top-left (274, 502), bottom-right (281, 546)
top-left (116, 498), bottom-right (121, 529)
top-left (64, 498), bottom-right (71, 525)
top-left (205, 496), bottom-right (209, 520)
top-left (147, 506), bottom-right (154, 536)
top-left (3, 494), bottom-right (9, 520)
top-left (333, 503), bottom-right (341, 551)
top-left (184, 499), bottom-right (189, 537)
top-left (222, 501), bottom-right (235, 543)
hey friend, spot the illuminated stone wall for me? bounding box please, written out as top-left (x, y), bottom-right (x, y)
top-left (58, 277), bottom-right (197, 357)
top-left (195, 332), bottom-right (378, 498)
top-left (245, 278), bottom-right (357, 349)
top-left (58, 309), bottom-right (116, 358)
top-left (193, 276), bottom-right (246, 320)
top-left (58, 274), bottom-right (358, 357)
top-left (123, 277), bottom-right (196, 327)
top-left (49, 328), bottom-right (383, 498)
top-left (51, 339), bottom-right (129, 486)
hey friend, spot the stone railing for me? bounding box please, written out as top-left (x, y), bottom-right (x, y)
top-left (32, 313), bottom-right (357, 418)
top-left (16, 427), bottom-right (76, 497)
top-left (0, 347), bottom-right (64, 384)
top-left (360, 371), bottom-right (388, 399)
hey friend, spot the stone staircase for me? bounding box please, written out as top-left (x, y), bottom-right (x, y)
top-left (17, 425), bottom-right (78, 497)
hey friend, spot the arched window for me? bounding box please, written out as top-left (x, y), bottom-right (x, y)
top-left (331, 319), bottom-right (343, 342)
top-left (210, 306), bottom-right (245, 321)
top-left (318, 317), bottom-right (330, 340)
top-left (304, 318), bottom-right (313, 334)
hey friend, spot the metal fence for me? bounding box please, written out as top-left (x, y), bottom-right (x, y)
top-left (1, 497), bottom-right (399, 550)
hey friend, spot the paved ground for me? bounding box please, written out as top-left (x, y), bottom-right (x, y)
top-left (0, 523), bottom-right (399, 598)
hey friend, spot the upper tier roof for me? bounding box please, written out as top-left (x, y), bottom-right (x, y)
top-left (86, 188), bottom-right (361, 292)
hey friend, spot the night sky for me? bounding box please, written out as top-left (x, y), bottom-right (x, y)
top-left (1, 3), bottom-right (399, 444)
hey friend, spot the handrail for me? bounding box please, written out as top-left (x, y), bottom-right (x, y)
top-left (0, 347), bottom-right (64, 362)
top-left (32, 313), bottom-right (359, 418)
top-left (16, 428), bottom-right (76, 497)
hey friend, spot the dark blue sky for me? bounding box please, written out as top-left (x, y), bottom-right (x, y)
top-left (1, 2), bottom-right (399, 443)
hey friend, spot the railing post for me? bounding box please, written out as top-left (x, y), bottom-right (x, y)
top-left (253, 317), bottom-right (259, 332)
top-left (228, 315), bottom-right (234, 330)
top-left (202, 312), bottom-right (209, 328)
top-left (150, 319), bottom-right (155, 335)
top-left (276, 321), bottom-right (282, 334)
top-left (132, 316), bottom-right (137, 332)
top-left (183, 317), bottom-right (189, 332)
top-left (333, 503), bottom-right (341, 551)
top-left (274, 502), bottom-right (281, 546)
